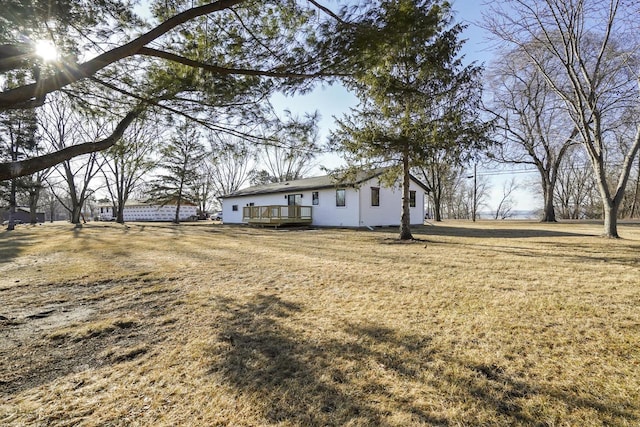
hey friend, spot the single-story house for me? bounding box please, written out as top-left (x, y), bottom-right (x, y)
top-left (97, 199), bottom-right (198, 222)
top-left (1, 206), bottom-right (45, 223)
top-left (220, 168), bottom-right (429, 227)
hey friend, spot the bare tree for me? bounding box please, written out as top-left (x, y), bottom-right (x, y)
top-left (22, 166), bottom-right (51, 224)
top-left (41, 96), bottom-right (104, 226)
top-left (484, 0), bottom-right (640, 237)
top-left (416, 151), bottom-right (461, 222)
top-left (494, 177), bottom-right (519, 220)
top-left (253, 111), bottom-right (319, 184)
top-left (100, 117), bottom-right (158, 223)
top-left (440, 170), bottom-right (490, 220)
top-left (39, 188), bottom-right (62, 222)
top-left (553, 148), bottom-right (599, 219)
top-left (207, 135), bottom-right (255, 199)
top-left (485, 46), bottom-right (577, 222)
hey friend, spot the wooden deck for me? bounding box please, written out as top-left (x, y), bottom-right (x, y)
top-left (243, 205), bottom-right (312, 226)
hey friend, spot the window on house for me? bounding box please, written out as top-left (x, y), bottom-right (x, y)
top-left (409, 191), bottom-right (416, 207)
top-left (232, 205), bottom-right (238, 211)
top-left (336, 189), bottom-right (346, 207)
top-left (371, 187), bottom-right (380, 206)
top-left (312, 191), bottom-right (319, 205)
top-left (287, 194), bottom-right (302, 206)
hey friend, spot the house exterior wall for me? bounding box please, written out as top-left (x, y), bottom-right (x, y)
top-left (221, 176), bottom-right (426, 227)
top-left (358, 178), bottom-right (425, 226)
top-left (98, 204), bottom-right (197, 222)
top-left (313, 187), bottom-right (360, 227)
top-left (221, 187), bottom-right (361, 226)
top-left (1, 208), bottom-right (45, 223)
top-left (223, 192), bottom-right (283, 224)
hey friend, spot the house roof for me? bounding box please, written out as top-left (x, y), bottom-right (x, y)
top-left (221, 168), bottom-right (430, 198)
top-left (16, 206), bottom-right (45, 214)
top-left (96, 198), bottom-right (197, 207)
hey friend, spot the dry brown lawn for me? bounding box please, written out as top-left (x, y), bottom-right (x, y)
top-left (1, 220), bottom-right (639, 426)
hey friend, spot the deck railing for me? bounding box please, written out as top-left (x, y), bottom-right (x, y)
top-left (242, 205), bottom-right (312, 225)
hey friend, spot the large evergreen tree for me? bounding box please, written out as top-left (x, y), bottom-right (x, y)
top-left (331, 0), bottom-right (488, 240)
top-left (150, 120), bottom-right (207, 224)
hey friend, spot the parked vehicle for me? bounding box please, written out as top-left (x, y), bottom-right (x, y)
top-left (2, 219), bottom-right (23, 225)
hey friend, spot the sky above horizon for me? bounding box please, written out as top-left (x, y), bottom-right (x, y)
top-left (130, 0), bottom-right (539, 215)
top-left (271, 0), bottom-right (541, 215)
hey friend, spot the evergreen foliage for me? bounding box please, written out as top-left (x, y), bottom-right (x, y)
top-left (331, 0), bottom-right (489, 239)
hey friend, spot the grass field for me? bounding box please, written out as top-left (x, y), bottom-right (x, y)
top-left (1, 220), bottom-right (639, 426)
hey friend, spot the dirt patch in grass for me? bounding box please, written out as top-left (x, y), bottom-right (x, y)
top-left (0, 275), bottom-right (183, 397)
top-left (1, 221), bottom-right (640, 425)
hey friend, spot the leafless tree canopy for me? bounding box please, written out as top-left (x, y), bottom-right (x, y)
top-left (483, 0), bottom-right (640, 237)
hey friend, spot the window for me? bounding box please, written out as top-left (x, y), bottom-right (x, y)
top-left (232, 205), bottom-right (238, 211)
top-left (312, 191), bottom-right (319, 205)
top-left (287, 194), bottom-right (302, 206)
top-left (409, 191), bottom-right (416, 207)
top-left (371, 187), bottom-right (380, 207)
top-left (336, 189), bottom-right (346, 207)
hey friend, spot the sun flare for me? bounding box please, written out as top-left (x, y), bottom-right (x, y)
top-left (34, 39), bottom-right (58, 62)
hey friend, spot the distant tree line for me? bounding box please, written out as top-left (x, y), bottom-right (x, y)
top-left (2, 0), bottom-right (639, 238)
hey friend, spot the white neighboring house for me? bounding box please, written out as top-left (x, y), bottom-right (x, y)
top-left (220, 169), bottom-right (429, 227)
top-left (97, 199), bottom-right (198, 222)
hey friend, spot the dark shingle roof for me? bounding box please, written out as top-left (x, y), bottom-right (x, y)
top-left (221, 168), bottom-right (430, 198)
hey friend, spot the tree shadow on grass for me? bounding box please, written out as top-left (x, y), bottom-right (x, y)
top-left (210, 294), bottom-right (638, 425)
top-left (412, 224), bottom-right (595, 239)
top-left (0, 278), bottom-right (183, 397)
top-left (209, 294), bottom-right (382, 425)
top-left (0, 232), bottom-right (30, 265)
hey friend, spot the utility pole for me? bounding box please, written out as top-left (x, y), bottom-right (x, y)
top-left (466, 163), bottom-right (478, 222)
top-left (472, 163), bottom-right (477, 222)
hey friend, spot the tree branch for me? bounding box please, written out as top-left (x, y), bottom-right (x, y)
top-left (137, 47), bottom-right (328, 79)
top-left (307, 0), bottom-right (348, 24)
top-left (0, 0), bottom-right (244, 110)
top-left (0, 109), bottom-right (142, 180)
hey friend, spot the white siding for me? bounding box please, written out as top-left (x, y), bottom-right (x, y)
top-left (312, 187), bottom-right (360, 227)
top-left (221, 176), bottom-right (426, 227)
top-left (221, 192), bottom-right (287, 224)
top-left (358, 177), bottom-right (425, 226)
top-left (98, 204), bottom-right (197, 222)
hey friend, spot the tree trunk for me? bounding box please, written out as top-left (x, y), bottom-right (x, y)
top-left (71, 204), bottom-right (82, 227)
top-left (432, 180), bottom-right (443, 222)
top-left (48, 199), bottom-right (55, 222)
top-left (629, 156), bottom-right (640, 219)
top-left (602, 201), bottom-right (619, 238)
top-left (433, 195), bottom-right (442, 222)
top-left (116, 199), bottom-right (125, 224)
top-left (540, 181), bottom-right (557, 222)
top-left (174, 199), bottom-right (182, 224)
top-left (399, 152), bottom-right (413, 240)
top-left (29, 186), bottom-right (40, 224)
top-left (7, 178), bottom-right (17, 231)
